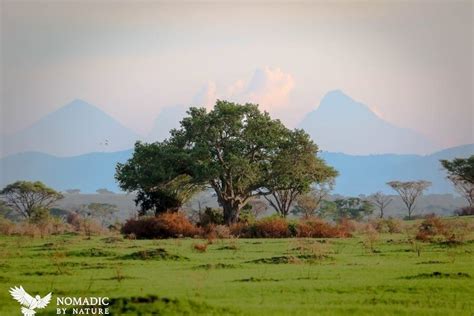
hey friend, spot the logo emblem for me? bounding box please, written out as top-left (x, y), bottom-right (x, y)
top-left (9, 286), bottom-right (52, 316)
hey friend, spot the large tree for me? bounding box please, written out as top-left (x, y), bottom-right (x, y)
top-left (387, 180), bottom-right (431, 219)
top-left (0, 181), bottom-right (63, 219)
top-left (440, 156), bottom-right (474, 207)
top-left (167, 100), bottom-right (334, 224)
top-left (115, 141), bottom-right (202, 215)
top-left (261, 130), bottom-right (337, 217)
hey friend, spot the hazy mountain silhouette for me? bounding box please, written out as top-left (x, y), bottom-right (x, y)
top-left (1, 144), bottom-right (472, 195)
top-left (2, 100), bottom-right (141, 157)
top-left (298, 90), bottom-right (439, 155)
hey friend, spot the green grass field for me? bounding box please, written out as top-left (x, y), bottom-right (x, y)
top-left (1, 226), bottom-right (473, 315)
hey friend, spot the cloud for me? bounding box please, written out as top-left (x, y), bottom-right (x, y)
top-left (243, 67), bottom-right (295, 109)
top-left (191, 81), bottom-right (217, 109)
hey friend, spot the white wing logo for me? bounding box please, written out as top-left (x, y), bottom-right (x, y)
top-left (9, 286), bottom-right (52, 316)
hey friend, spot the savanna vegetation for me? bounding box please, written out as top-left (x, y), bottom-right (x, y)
top-left (1, 101), bottom-right (473, 315)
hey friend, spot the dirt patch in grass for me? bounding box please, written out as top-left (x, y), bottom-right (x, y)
top-left (402, 271), bottom-right (471, 279)
top-left (416, 260), bottom-right (448, 265)
top-left (248, 254), bottom-right (332, 264)
top-left (67, 248), bottom-right (115, 257)
top-left (193, 263), bottom-right (239, 270)
top-left (24, 270), bottom-right (72, 276)
top-left (107, 295), bottom-right (239, 315)
top-left (102, 237), bottom-right (124, 244)
top-left (235, 277), bottom-right (281, 282)
top-left (217, 245), bottom-right (239, 250)
top-left (121, 248), bottom-right (188, 261)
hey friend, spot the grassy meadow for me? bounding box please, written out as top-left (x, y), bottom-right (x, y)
top-left (0, 218), bottom-right (473, 315)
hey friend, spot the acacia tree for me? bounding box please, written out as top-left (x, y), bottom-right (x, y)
top-left (0, 181), bottom-right (63, 219)
top-left (441, 156), bottom-right (474, 207)
top-left (370, 191), bottom-right (393, 218)
top-left (387, 180), bottom-right (431, 219)
top-left (116, 141), bottom-right (202, 216)
top-left (261, 130), bottom-right (337, 217)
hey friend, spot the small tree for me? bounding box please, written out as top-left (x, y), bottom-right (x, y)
top-left (369, 192), bottom-right (393, 218)
top-left (441, 156), bottom-right (474, 208)
top-left (387, 180), bottom-right (431, 219)
top-left (333, 197), bottom-right (374, 221)
top-left (261, 130), bottom-right (337, 217)
top-left (293, 193), bottom-right (320, 218)
top-left (85, 203), bottom-right (119, 226)
top-left (0, 181), bottom-right (63, 219)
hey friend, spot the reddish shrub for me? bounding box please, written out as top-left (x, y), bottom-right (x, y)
top-left (192, 242), bottom-right (208, 253)
top-left (121, 212), bottom-right (199, 239)
top-left (416, 215), bottom-right (446, 241)
top-left (369, 218), bottom-right (403, 234)
top-left (229, 222), bottom-right (250, 237)
top-left (252, 217), bottom-right (291, 238)
top-left (297, 218), bottom-right (347, 238)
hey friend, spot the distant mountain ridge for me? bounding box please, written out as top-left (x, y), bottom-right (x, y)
top-left (2, 100), bottom-right (141, 157)
top-left (298, 90), bottom-right (439, 155)
top-left (1, 144), bottom-right (472, 195)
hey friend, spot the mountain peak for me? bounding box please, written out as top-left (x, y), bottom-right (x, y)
top-left (60, 99), bottom-right (104, 114)
top-left (298, 90), bottom-right (438, 155)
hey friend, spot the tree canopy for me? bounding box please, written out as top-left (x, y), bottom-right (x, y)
top-left (0, 181), bottom-right (63, 219)
top-left (387, 180), bottom-right (431, 219)
top-left (117, 100), bottom-right (337, 224)
top-left (115, 141), bottom-right (202, 215)
top-left (441, 156), bottom-right (474, 207)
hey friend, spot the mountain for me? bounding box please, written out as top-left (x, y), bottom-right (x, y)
top-left (0, 150), bottom-right (133, 193)
top-left (2, 100), bottom-right (141, 157)
top-left (298, 90), bottom-right (439, 155)
top-left (1, 144), bottom-right (472, 195)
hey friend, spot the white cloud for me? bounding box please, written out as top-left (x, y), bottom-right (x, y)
top-left (243, 67), bottom-right (295, 110)
top-left (194, 67), bottom-right (295, 112)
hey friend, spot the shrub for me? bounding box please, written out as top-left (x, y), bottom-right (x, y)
top-left (199, 207), bottom-right (224, 226)
top-left (296, 218), bottom-right (347, 238)
top-left (362, 224), bottom-right (380, 253)
top-left (370, 218), bottom-right (403, 234)
top-left (252, 217), bottom-right (291, 238)
top-left (229, 222), bottom-right (250, 237)
top-left (192, 242), bottom-right (208, 253)
top-left (122, 212), bottom-right (199, 239)
top-left (416, 215), bottom-right (446, 241)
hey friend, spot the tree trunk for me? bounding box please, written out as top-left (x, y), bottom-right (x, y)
top-left (222, 201), bottom-right (240, 225)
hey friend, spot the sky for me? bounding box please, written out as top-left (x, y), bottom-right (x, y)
top-left (1, 0), bottom-right (473, 150)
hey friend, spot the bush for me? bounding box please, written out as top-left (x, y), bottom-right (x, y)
top-left (0, 217), bottom-right (74, 237)
top-left (198, 207), bottom-right (224, 226)
top-left (229, 222), bottom-right (250, 237)
top-left (416, 215), bottom-right (446, 241)
top-left (296, 218), bottom-right (350, 238)
top-left (121, 212), bottom-right (199, 239)
top-left (252, 217), bottom-right (291, 238)
top-left (201, 224), bottom-right (230, 239)
top-left (415, 215), bottom-right (470, 244)
top-left (370, 218), bottom-right (403, 234)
